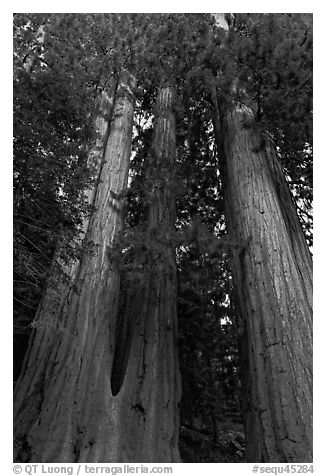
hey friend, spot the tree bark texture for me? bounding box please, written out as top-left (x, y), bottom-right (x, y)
top-left (31, 80), bottom-right (117, 334)
top-left (14, 69), bottom-right (136, 463)
top-left (108, 87), bottom-right (182, 462)
top-left (215, 101), bottom-right (313, 462)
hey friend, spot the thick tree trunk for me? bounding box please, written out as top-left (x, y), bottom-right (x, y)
top-left (108, 86), bottom-right (182, 462)
top-left (31, 80), bottom-right (117, 333)
top-left (14, 70), bottom-right (136, 463)
top-left (214, 101), bottom-right (313, 462)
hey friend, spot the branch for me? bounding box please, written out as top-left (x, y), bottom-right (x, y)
top-left (19, 233), bottom-right (52, 260)
top-left (13, 297), bottom-right (37, 310)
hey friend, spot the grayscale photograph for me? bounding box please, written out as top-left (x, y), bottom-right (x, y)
top-left (13, 12), bottom-right (313, 466)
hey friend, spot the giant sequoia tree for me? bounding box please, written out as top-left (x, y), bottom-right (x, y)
top-left (13, 13), bottom-right (312, 463)
top-left (210, 14), bottom-right (313, 462)
top-left (109, 86), bottom-right (181, 462)
top-left (14, 66), bottom-right (137, 461)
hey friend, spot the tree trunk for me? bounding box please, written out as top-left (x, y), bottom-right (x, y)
top-left (108, 86), bottom-right (182, 462)
top-left (214, 101), bottom-right (313, 462)
top-left (14, 69), bottom-right (136, 463)
top-left (31, 79), bottom-right (117, 333)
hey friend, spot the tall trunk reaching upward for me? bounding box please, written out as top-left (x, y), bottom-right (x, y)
top-left (214, 100), bottom-right (313, 462)
top-left (108, 86), bottom-right (181, 462)
top-left (31, 79), bottom-right (117, 334)
top-left (209, 13), bottom-right (313, 462)
top-left (14, 69), bottom-right (136, 463)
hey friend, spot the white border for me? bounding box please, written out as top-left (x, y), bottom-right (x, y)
top-left (3, 3), bottom-right (324, 472)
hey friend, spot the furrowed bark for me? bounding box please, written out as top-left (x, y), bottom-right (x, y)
top-left (30, 79), bottom-right (117, 335)
top-left (209, 13), bottom-right (312, 462)
top-left (214, 100), bottom-right (313, 462)
top-left (108, 86), bottom-right (182, 462)
top-left (15, 77), bottom-right (117, 387)
top-left (14, 69), bottom-right (136, 463)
